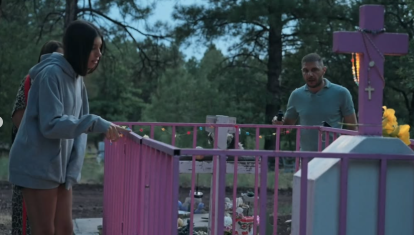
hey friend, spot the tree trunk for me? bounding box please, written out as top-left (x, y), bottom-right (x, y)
top-left (64, 0), bottom-right (78, 28)
top-left (0, 0), bottom-right (3, 20)
top-left (264, 3), bottom-right (283, 151)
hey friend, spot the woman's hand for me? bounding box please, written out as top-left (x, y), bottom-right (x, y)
top-left (105, 124), bottom-right (131, 142)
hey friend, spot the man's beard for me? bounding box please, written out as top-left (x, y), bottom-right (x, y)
top-left (306, 77), bottom-right (323, 88)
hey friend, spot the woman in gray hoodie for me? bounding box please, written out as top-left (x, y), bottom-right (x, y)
top-left (11, 40), bottom-right (64, 235)
top-left (8, 20), bottom-right (128, 235)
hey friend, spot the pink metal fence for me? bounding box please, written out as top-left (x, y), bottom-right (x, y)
top-left (103, 131), bottom-right (180, 235)
top-left (103, 122), bottom-right (413, 235)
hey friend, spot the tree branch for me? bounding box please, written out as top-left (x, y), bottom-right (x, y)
top-left (77, 7), bottom-right (169, 39)
top-left (0, 0), bottom-right (3, 20)
top-left (49, 15), bottom-right (62, 33)
top-left (385, 11), bottom-right (413, 38)
top-left (219, 51), bottom-right (267, 73)
top-left (32, 0), bottom-right (38, 19)
top-left (36, 11), bottom-right (65, 44)
top-left (326, 16), bottom-right (354, 25)
top-left (88, 0), bottom-right (95, 19)
top-left (388, 84), bottom-right (411, 112)
top-left (225, 63), bottom-right (266, 73)
top-left (282, 17), bottom-right (297, 25)
top-left (242, 21), bottom-right (269, 31)
top-left (77, 7), bottom-right (172, 65)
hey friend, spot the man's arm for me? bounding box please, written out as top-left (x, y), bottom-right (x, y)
top-left (340, 87), bottom-right (357, 131)
top-left (272, 90), bottom-right (299, 125)
top-left (284, 118), bottom-right (297, 125)
top-left (343, 113), bottom-right (358, 131)
top-left (272, 117), bottom-right (297, 125)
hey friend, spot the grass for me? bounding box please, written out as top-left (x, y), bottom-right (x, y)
top-left (0, 153), bottom-right (294, 190)
top-left (0, 153), bottom-right (293, 217)
top-left (277, 203), bottom-right (293, 216)
top-left (0, 153), bottom-right (104, 183)
top-left (179, 171), bottom-right (293, 190)
top-left (80, 156), bottom-right (104, 184)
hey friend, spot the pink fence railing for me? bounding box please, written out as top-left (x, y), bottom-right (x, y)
top-left (103, 122), bottom-right (413, 235)
top-left (103, 132), bottom-right (180, 235)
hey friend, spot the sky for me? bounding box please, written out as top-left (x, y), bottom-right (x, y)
top-left (107, 0), bottom-right (233, 60)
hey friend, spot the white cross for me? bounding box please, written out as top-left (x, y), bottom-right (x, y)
top-left (365, 85), bottom-right (375, 100)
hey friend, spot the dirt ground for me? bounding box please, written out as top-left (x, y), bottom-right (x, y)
top-left (0, 181), bottom-right (292, 235)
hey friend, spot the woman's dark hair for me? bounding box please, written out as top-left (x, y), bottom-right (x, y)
top-left (37, 40), bottom-right (63, 63)
top-left (63, 20), bottom-right (105, 76)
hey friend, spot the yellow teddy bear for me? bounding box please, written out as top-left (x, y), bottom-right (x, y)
top-left (382, 106), bottom-right (410, 145)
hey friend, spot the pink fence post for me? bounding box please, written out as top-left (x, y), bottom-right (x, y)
top-left (171, 155), bottom-right (180, 235)
top-left (216, 154), bottom-right (227, 235)
top-left (259, 155), bottom-right (268, 234)
top-left (171, 126), bottom-right (176, 146)
top-left (377, 159), bottom-right (387, 235)
top-left (103, 137), bottom-right (127, 234)
top-left (103, 139), bottom-right (112, 234)
top-left (154, 150), bottom-right (162, 235)
top-left (138, 141), bottom-right (146, 235)
top-left (338, 157), bottom-right (349, 235)
top-left (165, 153), bottom-right (172, 235)
top-left (211, 126), bottom-right (219, 234)
top-left (122, 138), bottom-right (132, 234)
top-left (255, 127), bottom-right (260, 149)
top-left (295, 128), bottom-right (301, 172)
top-left (150, 125), bottom-right (155, 139)
top-left (232, 127), bottom-right (240, 234)
top-left (189, 126), bottom-right (198, 234)
top-left (159, 152), bottom-right (168, 234)
top-left (131, 136), bottom-right (141, 234)
top-left (273, 127), bottom-right (281, 235)
top-left (318, 130), bottom-right (323, 152)
top-left (148, 147), bottom-right (156, 235)
top-left (121, 141), bottom-right (127, 233)
top-left (119, 140), bottom-right (126, 234)
top-left (192, 126), bottom-right (198, 147)
top-left (300, 157), bottom-right (309, 235)
top-left (142, 145), bottom-right (150, 235)
top-left (253, 128), bottom-right (260, 235)
top-left (325, 131), bottom-right (330, 148)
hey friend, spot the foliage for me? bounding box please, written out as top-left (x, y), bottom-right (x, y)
top-left (1, 0), bottom-right (414, 146)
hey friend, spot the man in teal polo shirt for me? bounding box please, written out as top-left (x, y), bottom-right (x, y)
top-left (273, 53), bottom-right (357, 151)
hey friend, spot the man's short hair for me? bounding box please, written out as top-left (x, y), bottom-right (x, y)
top-left (302, 53), bottom-right (324, 66)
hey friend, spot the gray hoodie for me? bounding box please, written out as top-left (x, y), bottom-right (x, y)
top-left (9, 53), bottom-right (111, 190)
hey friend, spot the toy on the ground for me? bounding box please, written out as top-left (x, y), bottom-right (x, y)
top-left (194, 146), bottom-right (204, 160)
top-left (224, 212), bottom-right (233, 233)
top-left (177, 219), bottom-right (208, 235)
top-left (177, 218), bottom-right (184, 228)
top-left (178, 190), bottom-right (205, 214)
top-left (233, 207), bottom-right (260, 235)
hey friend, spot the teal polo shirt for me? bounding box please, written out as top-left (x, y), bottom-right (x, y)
top-left (285, 78), bottom-right (355, 151)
